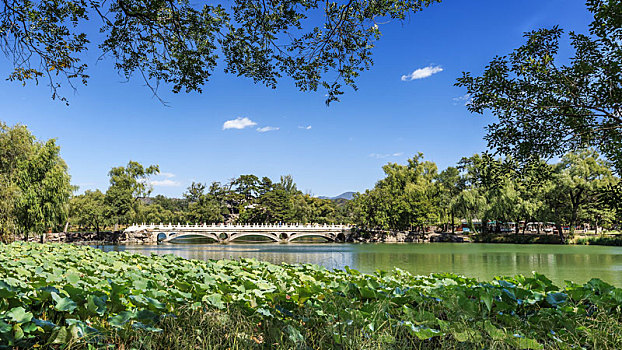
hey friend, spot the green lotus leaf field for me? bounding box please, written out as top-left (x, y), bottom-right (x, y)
top-left (1, 243), bottom-right (621, 349)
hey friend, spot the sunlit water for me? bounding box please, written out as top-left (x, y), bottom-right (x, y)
top-left (94, 242), bottom-right (622, 286)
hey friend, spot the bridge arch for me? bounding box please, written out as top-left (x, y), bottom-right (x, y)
top-left (156, 232), bottom-right (168, 241)
top-left (227, 232), bottom-right (280, 243)
top-left (287, 232), bottom-right (335, 242)
top-left (163, 232), bottom-right (219, 243)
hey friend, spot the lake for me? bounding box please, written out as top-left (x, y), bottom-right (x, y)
top-left (94, 242), bottom-right (622, 286)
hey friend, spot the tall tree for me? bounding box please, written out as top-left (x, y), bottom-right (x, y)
top-left (183, 182), bottom-right (224, 223)
top-left (0, 123), bottom-right (73, 239)
top-left (104, 161), bottom-right (159, 227)
top-left (456, 1), bottom-right (622, 172)
top-left (545, 149), bottom-right (616, 235)
top-left (437, 166), bottom-right (461, 233)
top-left (184, 182), bottom-right (206, 203)
top-left (1, 0), bottom-right (439, 104)
top-left (352, 153), bottom-right (440, 231)
top-left (70, 190), bottom-right (107, 232)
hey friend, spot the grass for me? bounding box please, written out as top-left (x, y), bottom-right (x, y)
top-left (573, 235), bottom-right (622, 246)
top-left (473, 234), bottom-right (563, 244)
top-left (1, 243), bottom-right (621, 349)
top-left (106, 306), bottom-right (622, 349)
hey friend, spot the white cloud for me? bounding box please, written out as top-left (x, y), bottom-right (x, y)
top-left (149, 179), bottom-right (181, 187)
top-left (369, 152), bottom-right (404, 159)
top-left (223, 117), bottom-right (257, 130)
top-left (452, 93), bottom-right (473, 106)
top-left (401, 65), bottom-right (443, 81)
top-left (257, 126), bottom-right (279, 133)
top-left (159, 172), bottom-right (176, 178)
top-left (298, 125), bottom-right (312, 130)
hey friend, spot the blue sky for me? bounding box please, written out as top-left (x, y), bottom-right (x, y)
top-left (0, 0), bottom-right (592, 197)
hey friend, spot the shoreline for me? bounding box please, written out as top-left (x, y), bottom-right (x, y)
top-left (12, 230), bottom-right (622, 246)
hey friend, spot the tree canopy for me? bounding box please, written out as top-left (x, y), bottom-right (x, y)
top-left (104, 161), bottom-right (160, 226)
top-left (349, 149), bottom-right (621, 236)
top-left (456, 1), bottom-right (622, 172)
top-left (1, 0), bottom-right (439, 104)
top-left (0, 123), bottom-right (73, 240)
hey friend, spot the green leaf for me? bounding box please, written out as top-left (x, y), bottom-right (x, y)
top-left (132, 321), bottom-right (162, 332)
top-left (403, 322), bottom-right (442, 340)
top-left (86, 294), bottom-right (107, 316)
top-left (483, 321), bottom-right (505, 340)
top-left (285, 325), bottom-right (304, 343)
top-left (203, 293), bottom-right (225, 309)
top-left (0, 320), bottom-right (11, 333)
top-left (108, 311), bottom-right (135, 328)
top-left (66, 270), bottom-right (81, 285)
top-left (545, 292), bottom-right (568, 307)
top-left (0, 281), bottom-right (17, 298)
top-left (48, 326), bottom-right (68, 345)
top-left (51, 292), bottom-right (78, 312)
top-left (480, 291), bottom-right (493, 311)
top-left (509, 336), bottom-right (544, 350)
top-left (33, 318), bottom-right (56, 331)
top-left (256, 308), bottom-right (272, 317)
top-left (135, 309), bottom-right (159, 323)
top-left (133, 279), bottom-right (148, 291)
top-left (12, 324), bottom-right (24, 341)
top-left (6, 307), bottom-right (33, 323)
top-left (453, 329), bottom-right (477, 342)
top-left (359, 286), bottom-right (377, 299)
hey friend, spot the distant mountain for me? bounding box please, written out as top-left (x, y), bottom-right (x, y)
top-left (318, 191), bottom-right (356, 201)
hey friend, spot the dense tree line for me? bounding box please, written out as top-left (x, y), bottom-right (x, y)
top-left (69, 172), bottom-right (350, 232)
top-left (351, 150), bottom-right (620, 236)
top-left (2, 122), bottom-right (621, 240)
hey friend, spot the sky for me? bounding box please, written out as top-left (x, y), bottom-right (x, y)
top-left (0, 0), bottom-right (593, 198)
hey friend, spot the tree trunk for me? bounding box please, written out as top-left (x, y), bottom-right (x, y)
top-left (468, 218), bottom-right (476, 234)
top-left (555, 223), bottom-right (564, 242)
top-left (570, 211), bottom-right (577, 236)
top-left (451, 211), bottom-right (455, 234)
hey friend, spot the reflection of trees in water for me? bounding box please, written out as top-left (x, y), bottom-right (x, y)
top-left (350, 249), bottom-right (622, 286)
top-left (96, 244), bottom-right (622, 286)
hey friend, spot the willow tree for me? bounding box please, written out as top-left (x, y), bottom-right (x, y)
top-left (1, 0), bottom-right (440, 104)
top-left (545, 149), bottom-right (616, 235)
top-left (0, 123), bottom-right (73, 240)
top-left (352, 153), bottom-right (440, 231)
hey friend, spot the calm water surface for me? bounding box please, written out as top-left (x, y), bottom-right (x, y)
top-left (94, 243), bottom-right (622, 286)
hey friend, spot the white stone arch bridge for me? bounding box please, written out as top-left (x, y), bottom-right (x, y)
top-left (123, 223), bottom-right (352, 243)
